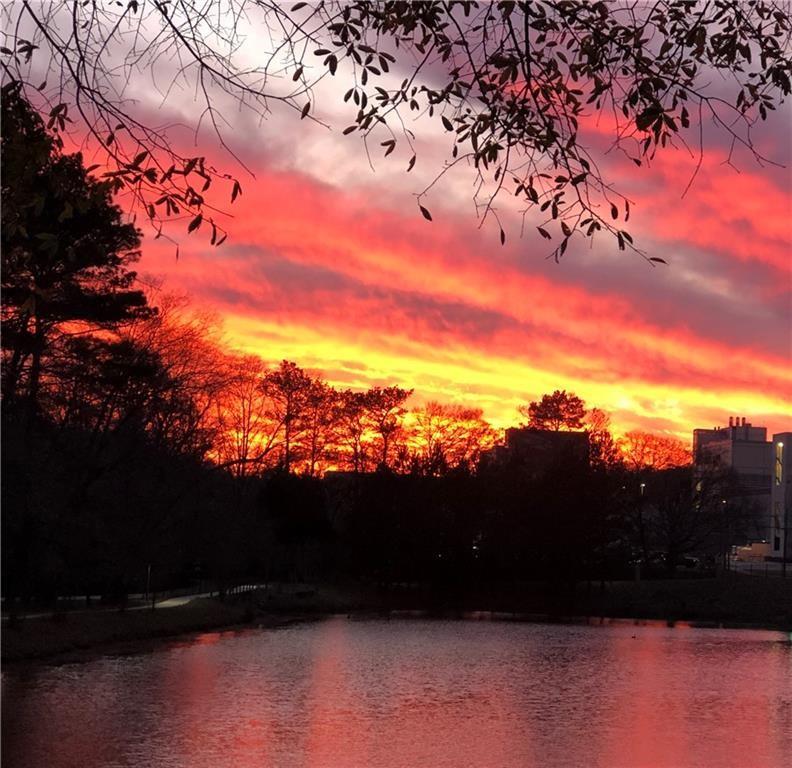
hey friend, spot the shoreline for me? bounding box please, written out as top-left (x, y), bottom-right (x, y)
top-left (380, 608), bottom-right (792, 634)
top-left (4, 578), bottom-right (791, 666)
top-left (5, 608), bottom-right (789, 670)
top-left (3, 614), bottom-right (311, 668)
top-left (1, 597), bottom-right (291, 666)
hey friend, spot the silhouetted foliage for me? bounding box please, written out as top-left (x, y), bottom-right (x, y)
top-left (2, 2), bottom-right (789, 254)
top-left (633, 464), bottom-right (748, 574)
top-left (1, 84), bottom-right (151, 418)
top-left (519, 389), bottom-right (586, 431)
top-left (410, 401), bottom-right (498, 475)
top-left (586, 407), bottom-right (623, 469)
top-left (620, 429), bottom-right (691, 470)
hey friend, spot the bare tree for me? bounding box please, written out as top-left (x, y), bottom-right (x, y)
top-left (301, 378), bottom-right (338, 477)
top-left (213, 355), bottom-right (281, 478)
top-left (122, 294), bottom-right (230, 456)
top-left (620, 429), bottom-right (691, 470)
top-left (585, 407), bottom-right (622, 468)
top-left (261, 359), bottom-right (314, 473)
top-left (334, 388), bottom-right (371, 473)
top-left (2, 2), bottom-right (788, 256)
top-left (410, 401), bottom-right (497, 474)
top-left (365, 385), bottom-right (412, 469)
top-left (641, 464), bottom-right (742, 570)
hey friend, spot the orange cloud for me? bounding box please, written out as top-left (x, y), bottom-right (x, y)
top-left (638, 155), bottom-right (791, 272)
top-left (139, 161), bottom-right (791, 440)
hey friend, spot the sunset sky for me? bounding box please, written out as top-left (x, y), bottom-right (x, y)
top-left (70, 21), bottom-right (792, 441)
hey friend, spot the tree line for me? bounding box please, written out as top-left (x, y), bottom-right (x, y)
top-left (6, 88), bottom-right (739, 612)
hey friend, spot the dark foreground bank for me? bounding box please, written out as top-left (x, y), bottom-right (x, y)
top-left (0, 596), bottom-right (306, 664)
top-left (3, 577), bottom-right (791, 664)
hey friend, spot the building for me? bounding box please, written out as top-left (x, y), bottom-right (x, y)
top-left (481, 427), bottom-right (589, 475)
top-left (770, 432), bottom-right (792, 563)
top-left (693, 417), bottom-right (773, 497)
top-left (693, 417), bottom-right (773, 540)
top-left (693, 418), bottom-right (792, 564)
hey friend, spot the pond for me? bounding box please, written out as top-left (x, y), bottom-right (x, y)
top-left (3, 618), bottom-right (791, 767)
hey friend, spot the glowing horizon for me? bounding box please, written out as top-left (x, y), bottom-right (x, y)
top-left (129, 150), bottom-right (791, 442)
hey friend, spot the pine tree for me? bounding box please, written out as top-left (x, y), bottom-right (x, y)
top-left (1, 84), bottom-right (152, 414)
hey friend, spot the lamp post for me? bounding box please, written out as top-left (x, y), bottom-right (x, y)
top-left (635, 480), bottom-right (649, 579)
top-left (776, 441), bottom-right (788, 579)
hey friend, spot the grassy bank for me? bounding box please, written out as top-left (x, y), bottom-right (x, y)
top-left (362, 576), bottom-right (792, 630)
top-left (574, 576), bottom-right (792, 628)
top-left (1, 597), bottom-right (282, 664)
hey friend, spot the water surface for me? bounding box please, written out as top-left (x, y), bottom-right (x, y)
top-left (3, 618), bottom-right (791, 767)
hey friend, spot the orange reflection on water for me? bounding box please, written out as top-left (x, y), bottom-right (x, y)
top-left (602, 626), bottom-right (693, 767)
top-left (599, 624), bottom-right (789, 768)
top-left (2, 620), bottom-right (790, 768)
top-left (298, 619), bottom-right (540, 767)
top-left (302, 618), bottom-right (374, 767)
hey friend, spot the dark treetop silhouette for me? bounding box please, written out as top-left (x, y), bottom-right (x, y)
top-left (1, 85), bottom-right (151, 416)
top-left (519, 389), bottom-right (586, 431)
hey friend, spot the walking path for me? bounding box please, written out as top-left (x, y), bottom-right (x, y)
top-left (1, 585), bottom-right (262, 621)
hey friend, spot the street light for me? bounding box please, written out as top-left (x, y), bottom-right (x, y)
top-left (636, 481), bottom-right (648, 572)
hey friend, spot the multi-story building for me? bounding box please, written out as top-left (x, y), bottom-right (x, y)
top-left (693, 419), bottom-right (792, 564)
top-left (693, 417), bottom-right (773, 542)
